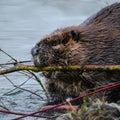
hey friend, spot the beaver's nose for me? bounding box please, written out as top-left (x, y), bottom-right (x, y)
top-left (31, 47), bottom-right (40, 56)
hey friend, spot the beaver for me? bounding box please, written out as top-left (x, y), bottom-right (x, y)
top-left (31, 3), bottom-right (120, 104)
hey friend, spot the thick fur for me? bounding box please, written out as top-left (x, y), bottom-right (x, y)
top-left (31, 3), bottom-right (120, 103)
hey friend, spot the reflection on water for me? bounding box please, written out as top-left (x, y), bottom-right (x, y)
top-left (0, 0), bottom-right (119, 119)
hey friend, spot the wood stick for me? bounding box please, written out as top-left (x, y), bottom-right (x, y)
top-left (0, 64), bottom-right (120, 75)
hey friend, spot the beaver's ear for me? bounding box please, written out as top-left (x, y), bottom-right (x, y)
top-left (68, 30), bottom-right (79, 42)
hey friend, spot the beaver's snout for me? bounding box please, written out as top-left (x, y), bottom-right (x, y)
top-left (31, 46), bottom-right (40, 56)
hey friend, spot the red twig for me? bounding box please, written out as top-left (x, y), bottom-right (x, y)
top-left (0, 109), bottom-right (55, 119)
top-left (12, 82), bottom-right (120, 120)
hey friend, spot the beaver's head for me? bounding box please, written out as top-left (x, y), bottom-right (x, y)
top-left (31, 27), bottom-right (87, 67)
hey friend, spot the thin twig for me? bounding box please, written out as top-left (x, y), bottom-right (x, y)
top-left (0, 60), bottom-right (32, 66)
top-left (0, 49), bottom-right (17, 62)
top-left (0, 99), bottom-right (9, 111)
top-left (14, 85), bottom-right (43, 99)
top-left (0, 109), bottom-right (57, 119)
top-left (3, 75), bottom-right (43, 99)
top-left (28, 71), bottom-right (50, 101)
top-left (3, 76), bottom-right (29, 96)
top-left (0, 105), bottom-right (9, 111)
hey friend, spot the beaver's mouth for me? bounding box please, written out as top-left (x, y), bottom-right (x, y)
top-left (32, 55), bottom-right (49, 68)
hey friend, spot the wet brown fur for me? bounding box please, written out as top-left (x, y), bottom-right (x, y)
top-left (31, 3), bottom-right (120, 103)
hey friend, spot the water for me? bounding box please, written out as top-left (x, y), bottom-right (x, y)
top-left (0, 0), bottom-right (119, 119)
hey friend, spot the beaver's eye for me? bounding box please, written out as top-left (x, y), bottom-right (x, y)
top-left (47, 38), bottom-right (50, 41)
top-left (67, 30), bottom-right (79, 42)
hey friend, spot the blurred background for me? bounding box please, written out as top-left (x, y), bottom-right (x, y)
top-left (0, 0), bottom-right (119, 119)
top-left (0, 0), bottom-right (119, 61)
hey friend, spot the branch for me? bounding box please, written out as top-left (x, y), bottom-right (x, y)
top-left (0, 60), bottom-right (32, 66)
top-left (0, 64), bottom-right (120, 75)
top-left (0, 109), bottom-right (56, 119)
top-left (0, 48), bottom-right (17, 62)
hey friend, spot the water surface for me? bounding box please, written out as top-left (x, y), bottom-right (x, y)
top-left (0, 0), bottom-right (119, 119)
